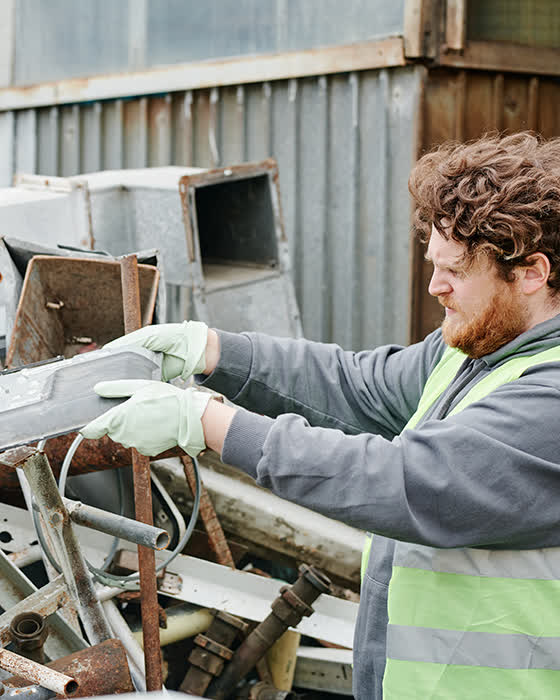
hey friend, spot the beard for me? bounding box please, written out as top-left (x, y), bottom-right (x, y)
top-left (440, 286), bottom-right (530, 359)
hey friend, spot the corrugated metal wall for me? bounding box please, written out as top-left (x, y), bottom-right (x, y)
top-left (412, 68), bottom-right (560, 342)
top-left (0, 66), bottom-right (424, 350)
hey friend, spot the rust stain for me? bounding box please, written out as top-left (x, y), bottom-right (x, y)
top-left (2, 639), bottom-right (133, 697)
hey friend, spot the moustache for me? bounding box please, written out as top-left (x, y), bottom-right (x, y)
top-left (438, 295), bottom-right (456, 311)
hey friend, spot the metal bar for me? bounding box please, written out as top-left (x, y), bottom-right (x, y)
top-left (119, 253), bottom-right (163, 692)
top-left (181, 455), bottom-right (235, 569)
top-left (0, 436), bottom-right (183, 493)
top-left (0, 39), bottom-right (406, 111)
top-left (0, 649), bottom-right (78, 696)
top-left (20, 450), bottom-right (112, 645)
top-left (101, 598), bottom-right (146, 692)
top-left (62, 498), bottom-right (170, 551)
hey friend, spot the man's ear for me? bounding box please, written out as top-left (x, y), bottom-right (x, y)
top-left (519, 253), bottom-right (551, 295)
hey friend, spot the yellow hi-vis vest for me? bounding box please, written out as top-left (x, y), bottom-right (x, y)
top-left (361, 344), bottom-right (560, 699)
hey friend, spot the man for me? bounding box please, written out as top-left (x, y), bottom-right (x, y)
top-left (83, 132), bottom-right (560, 699)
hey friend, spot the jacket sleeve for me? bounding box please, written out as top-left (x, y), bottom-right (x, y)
top-left (222, 366), bottom-right (560, 550)
top-left (199, 328), bottom-right (446, 440)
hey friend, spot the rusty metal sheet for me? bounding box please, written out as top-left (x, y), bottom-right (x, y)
top-left (3, 639), bottom-right (134, 697)
top-left (6, 255), bottom-right (159, 367)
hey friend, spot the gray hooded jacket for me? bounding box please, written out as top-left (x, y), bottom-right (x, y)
top-left (198, 315), bottom-right (560, 699)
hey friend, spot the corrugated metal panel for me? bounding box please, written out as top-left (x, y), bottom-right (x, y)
top-left (1, 66), bottom-right (423, 350)
top-left (12, 0), bottom-right (405, 86)
top-left (412, 68), bottom-right (560, 342)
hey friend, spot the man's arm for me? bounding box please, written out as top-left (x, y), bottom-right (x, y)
top-left (199, 328), bottom-right (447, 440)
top-left (203, 366), bottom-right (560, 551)
top-left (202, 329), bottom-right (221, 376)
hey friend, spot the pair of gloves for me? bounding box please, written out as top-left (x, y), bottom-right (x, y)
top-left (81, 321), bottom-right (212, 457)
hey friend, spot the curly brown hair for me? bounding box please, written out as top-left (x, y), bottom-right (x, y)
top-left (409, 132), bottom-right (560, 293)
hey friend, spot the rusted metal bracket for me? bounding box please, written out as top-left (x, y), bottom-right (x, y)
top-left (179, 609), bottom-right (248, 696)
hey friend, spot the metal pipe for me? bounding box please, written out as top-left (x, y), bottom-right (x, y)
top-left (101, 598), bottom-right (147, 692)
top-left (0, 436), bottom-right (183, 493)
top-left (179, 610), bottom-right (248, 697)
top-left (61, 498), bottom-right (170, 550)
top-left (206, 566), bottom-right (331, 699)
top-left (2, 639), bottom-right (134, 698)
top-left (120, 253), bottom-right (163, 692)
top-left (20, 449), bottom-right (112, 645)
top-left (0, 649), bottom-right (78, 696)
top-left (9, 613), bottom-right (49, 665)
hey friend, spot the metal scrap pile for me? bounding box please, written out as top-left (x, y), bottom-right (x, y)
top-left (0, 165), bottom-right (360, 699)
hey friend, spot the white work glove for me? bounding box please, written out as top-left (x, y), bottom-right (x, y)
top-left (104, 321), bottom-right (208, 382)
top-left (80, 380), bottom-right (212, 457)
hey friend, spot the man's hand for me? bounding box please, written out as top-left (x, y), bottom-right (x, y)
top-left (104, 321), bottom-right (214, 382)
top-left (80, 380), bottom-right (212, 457)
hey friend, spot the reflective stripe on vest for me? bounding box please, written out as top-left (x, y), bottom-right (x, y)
top-left (362, 344), bottom-right (560, 698)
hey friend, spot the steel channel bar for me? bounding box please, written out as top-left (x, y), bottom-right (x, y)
top-left (20, 450), bottom-right (112, 645)
top-left (0, 649), bottom-right (78, 695)
top-left (62, 498), bottom-right (170, 550)
top-left (120, 253), bottom-right (163, 691)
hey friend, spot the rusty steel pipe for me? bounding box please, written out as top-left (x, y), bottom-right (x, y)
top-left (20, 450), bottom-right (112, 645)
top-left (179, 610), bottom-right (248, 697)
top-left (2, 639), bottom-right (134, 698)
top-left (206, 566), bottom-right (331, 700)
top-left (120, 253), bottom-right (163, 692)
top-left (0, 649), bottom-right (78, 696)
top-left (0, 436), bottom-right (183, 493)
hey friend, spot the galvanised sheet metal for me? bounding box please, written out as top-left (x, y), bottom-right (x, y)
top-left (0, 66), bottom-right (423, 349)
top-left (11, 0), bottom-right (405, 87)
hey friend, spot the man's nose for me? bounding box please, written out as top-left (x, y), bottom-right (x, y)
top-left (428, 269), bottom-right (452, 297)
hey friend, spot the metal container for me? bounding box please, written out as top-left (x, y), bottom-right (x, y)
top-left (6, 255), bottom-right (159, 367)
